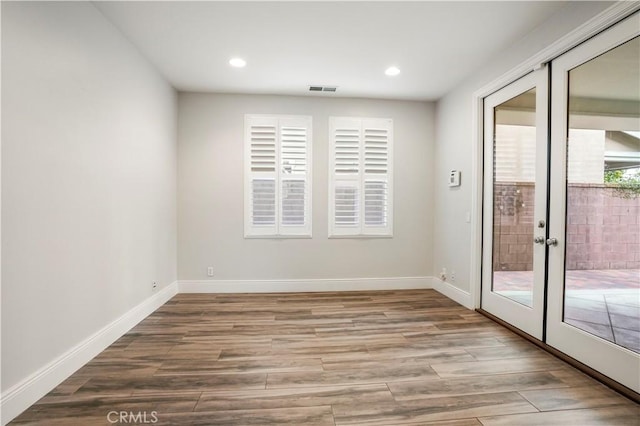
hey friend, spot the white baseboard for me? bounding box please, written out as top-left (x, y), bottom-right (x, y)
top-left (430, 277), bottom-right (473, 309)
top-left (179, 276), bottom-right (431, 293)
top-left (1, 282), bottom-right (179, 426)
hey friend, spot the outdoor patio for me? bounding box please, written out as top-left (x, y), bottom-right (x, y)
top-left (493, 269), bottom-right (640, 353)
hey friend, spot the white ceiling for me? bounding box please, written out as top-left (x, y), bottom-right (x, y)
top-left (95, 1), bottom-right (571, 101)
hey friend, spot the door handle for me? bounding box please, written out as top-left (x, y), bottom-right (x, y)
top-left (546, 238), bottom-right (558, 246)
top-left (534, 236), bottom-right (545, 244)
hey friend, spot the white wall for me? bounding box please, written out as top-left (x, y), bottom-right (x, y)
top-left (178, 93), bottom-right (433, 281)
top-left (1, 1), bottom-right (177, 395)
top-left (433, 1), bottom-right (614, 293)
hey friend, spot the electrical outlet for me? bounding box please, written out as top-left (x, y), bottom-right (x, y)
top-left (451, 271), bottom-right (456, 282)
top-left (440, 267), bottom-right (447, 281)
top-left (152, 281), bottom-right (158, 291)
top-left (207, 267), bottom-right (214, 277)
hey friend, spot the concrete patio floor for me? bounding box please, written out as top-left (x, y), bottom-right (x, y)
top-left (493, 269), bottom-right (640, 353)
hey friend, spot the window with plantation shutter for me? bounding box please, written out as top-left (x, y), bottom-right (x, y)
top-left (245, 115), bottom-right (312, 237)
top-left (329, 117), bottom-right (393, 237)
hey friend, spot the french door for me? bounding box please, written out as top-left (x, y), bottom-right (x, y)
top-left (482, 68), bottom-right (549, 340)
top-left (547, 14), bottom-right (639, 393)
top-left (482, 12), bottom-right (640, 393)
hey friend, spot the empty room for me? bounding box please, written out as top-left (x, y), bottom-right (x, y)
top-left (1, 1), bottom-right (639, 425)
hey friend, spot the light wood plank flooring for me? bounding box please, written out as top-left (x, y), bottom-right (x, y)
top-left (11, 290), bottom-right (639, 425)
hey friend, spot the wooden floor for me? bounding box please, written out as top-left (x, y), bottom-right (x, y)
top-left (11, 290), bottom-right (639, 425)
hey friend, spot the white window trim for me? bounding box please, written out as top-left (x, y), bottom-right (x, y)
top-left (244, 114), bottom-right (313, 238)
top-left (328, 116), bottom-right (394, 238)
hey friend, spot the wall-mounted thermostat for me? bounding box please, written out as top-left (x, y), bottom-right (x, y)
top-left (449, 170), bottom-right (461, 187)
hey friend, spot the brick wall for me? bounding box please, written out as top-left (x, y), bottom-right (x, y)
top-left (493, 183), bottom-right (535, 271)
top-left (566, 183), bottom-right (639, 270)
top-left (493, 182), bottom-right (639, 271)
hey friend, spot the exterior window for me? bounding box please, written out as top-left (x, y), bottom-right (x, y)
top-left (244, 115), bottom-right (312, 237)
top-left (329, 117), bottom-right (393, 237)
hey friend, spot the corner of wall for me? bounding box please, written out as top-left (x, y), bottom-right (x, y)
top-left (430, 277), bottom-right (473, 309)
top-left (0, 282), bottom-right (179, 426)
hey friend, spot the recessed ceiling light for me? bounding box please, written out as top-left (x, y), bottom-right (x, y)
top-left (385, 66), bottom-right (400, 76)
top-left (229, 57), bottom-right (246, 68)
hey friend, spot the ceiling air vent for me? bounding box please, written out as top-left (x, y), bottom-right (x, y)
top-left (309, 85), bottom-right (337, 92)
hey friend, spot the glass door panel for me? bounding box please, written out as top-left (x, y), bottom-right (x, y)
top-left (548, 12), bottom-right (640, 393)
top-left (482, 69), bottom-right (548, 340)
top-left (565, 36), bottom-right (640, 353)
top-left (492, 88), bottom-right (537, 308)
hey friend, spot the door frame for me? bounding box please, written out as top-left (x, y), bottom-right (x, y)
top-left (469, 2), bottom-right (640, 310)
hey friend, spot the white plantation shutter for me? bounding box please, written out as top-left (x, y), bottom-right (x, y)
top-left (362, 119), bottom-right (391, 234)
top-left (330, 118), bottom-right (361, 236)
top-left (335, 182), bottom-right (359, 227)
top-left (329, 117), bottom-right (393, 237)
top-left (334, 127), bottom-right (360, 174)
top-left (281, 180), bottom-right (305, 225)
top-left (363, 126), bottom-right (389, 175)
top-left (245, 115), bottom-right (312, 237)
top-left (250, 123), bottom-right (277, 173)
top-left (251, 179), bottom-right (276, 225)
top-left (246, 117), bottom-right (278, 236)
top-left (279, 119), bottom-right (312, 235)
top-left (364, 180), bottom-right (387, 226)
